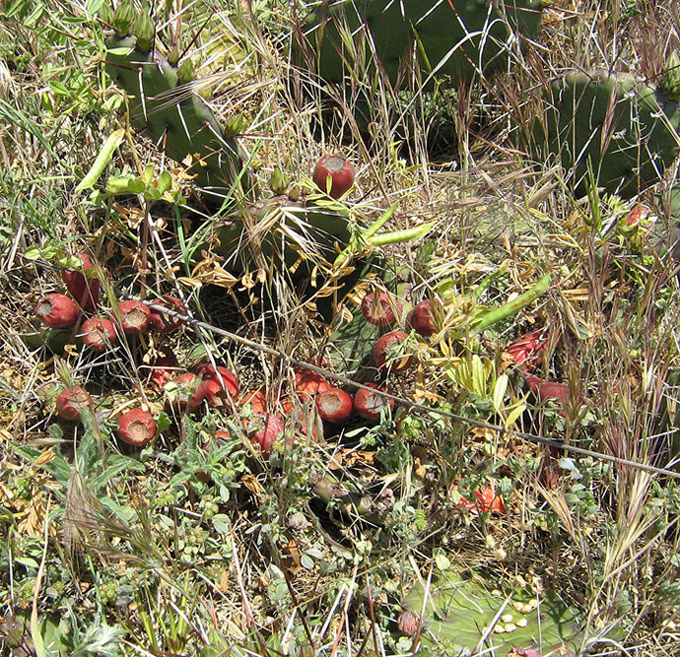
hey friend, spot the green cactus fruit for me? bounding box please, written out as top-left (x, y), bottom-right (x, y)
top-left (177, 58), bottom-right (195, 85)
top-left (270, 168), bottom-right (288, 195)
top-left (535, 71), bottom-right (680, 197)
top-left (132, 12), bottom-right (155, 53)
top-left (660, 51), bottom-right (680, 102)
top-left (112, 0), bottom-right (134, 37)
top-left (166, 46), bottom-right (180, 66)
top-left (296, 0), bottom-right (543, 89)
top-left (105, 33), bottom-right (252, 201)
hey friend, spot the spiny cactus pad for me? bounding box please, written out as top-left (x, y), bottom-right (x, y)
top-left (296, 0), bottom-right (543, 88)
top-left (536, 71), bottom-right (680, 197)
top-left (105, 28), bottom-right (250, 201)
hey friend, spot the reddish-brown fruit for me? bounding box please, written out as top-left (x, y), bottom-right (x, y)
top-left (240, 389), bottom-right (267, 414)
top-left (525, 375), bottom-right (573, 416)
top-left (61, 253), bottom-right (100, 312)
top-left (116, 408), bottom-right (157, 447)
top-left (406, 299), bottom-right (438, 337)
top-left (505, 328), bottom-right (548, 371)
top-left (165, 372), bottom-right (204, 412)
top-left (361, 291), bottom-right (401, 327)
top-left (354, 383), bottom-right (394, 422)
top-left (36, 293), bottom-right (81, 328)
top-left (117, 300), bottom-right (151, 334)
top-left (149, 350), bottom-right (180, 388)
top-left (247, 413), bottom-right (284, 453)
top-left (198, 378), bottom-right (231, 408)
top-left (451, 484), bottom-right (506, 514)
top-left (56, 386), bottom-right (92, 422)
top-left (193, 363), bottom-right (239, 400)
top-left (147, 295), bottom-right (185, 333)
top-left (373, 331), bottom-right (412, 371)
top-left (294, 370), bottom-right (332, 401)
top-left (316, 388), bottom-right (354, 424)
top-left (81, 317), bottom-right (117, 351)
top-left (397, 611), bottom-right (420, 637)
top-left (312, 154), bottom-right (355, 199)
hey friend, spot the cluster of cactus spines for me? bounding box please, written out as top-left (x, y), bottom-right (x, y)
top-left (296, 0), bottom-right (544, 88)
top-left (537, 71), bottom-right (680, 197)
top-left (104, 1), bottom-right (252, 202)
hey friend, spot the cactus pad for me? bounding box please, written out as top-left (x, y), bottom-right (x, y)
top-left (105, 28), bottom-right (251, 201)
top-left (296, 0), bottom-right (543, 88)
top-left (535, 71), bottom-right (680, 197)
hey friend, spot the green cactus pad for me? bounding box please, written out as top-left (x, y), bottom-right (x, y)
top-left (105, 33), bottom-right (251, 201)
top-left (535, 71), bottom-right (680, 197)
top-left (214, 197), bottom-right (352, 277)
top-left (404, 570), bottom-right (584, 655)
top-left (295, 0), bottom-right (543, 88)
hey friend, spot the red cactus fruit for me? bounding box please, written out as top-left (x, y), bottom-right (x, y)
top-left (56, 386), bottom-right (92, 422)
top-left (36, 293), bottom-right (81, 328)
top-left (525, 375), bottom-right (573, 416)
top-left (294, 370), bottom-right (331, 401)
top-left (354, 383), bottom-right (394, 421)
top-left (406, 299), bottom-right (438, 337)
top-left (117, 300), bottom-right (151, 334)
top-left (146, 295), bottom-right (185, 333)
top-left (361, 291), bottom-right (401, 327)
top-left (316, 388), bottom-right (354, 424)
top-left (116, 408), bottom-right (157, 447)
top-left (61, 253), bottom-right (100, 312)
top-left (240, 389), bottom-right (267, 414)
top-left (247, 413), bottom-right (284, 453)
top-left (505, 328), bottom-right (548, 371)
top-left (81, 317), bottom-right (117, 351)
top-left (165, 372), bottom-right (205, 412)
top-left (193, 363), bottom-right (239, 400)
top-left (149, 350), bottom-right (180, 388)
top-left (373, 331), bottom-right (412, 372)
top-left (312, 154), bottom-right (355, 199)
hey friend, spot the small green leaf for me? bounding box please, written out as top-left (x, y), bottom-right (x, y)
top-left (157, 170), bottom-right (172, 193)
top-left (493, 374), bottom-right (509, 414)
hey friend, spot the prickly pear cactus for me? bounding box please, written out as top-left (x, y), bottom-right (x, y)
top-left (295, 0), bottom-right (544, 88)
top-left (535, 71), bottom-right (680, 197)
top-left (404, 570), bottom-right (584, 655)
top-left (104, 2), bottom-right (252, 201)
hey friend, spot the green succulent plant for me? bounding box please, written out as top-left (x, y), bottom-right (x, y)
top-left (534, 71), bottom-right (680, 197)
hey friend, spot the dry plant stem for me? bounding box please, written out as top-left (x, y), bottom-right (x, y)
top-left (281, 561), bottom-right (316, 654)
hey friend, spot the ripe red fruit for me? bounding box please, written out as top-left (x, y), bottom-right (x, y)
top-left (312, 154), bottom-right (355, 199)
top-left (247, 413), bottom-right (284, 453)
top-left (81, 317), bottom-right (117, 351)
top-left (149, 349), bottom-right (180, 388)
top-left (117, 300), bottom-right (151, 334)
top-left (193, 363), bottom-right (239, 400)
top-left (56, 386), bottom-right (92, 422)
top-left (165, 372), bottom-right (204, 412)
top-left (116, 408), bottom-right (157, 447)
top-left (354, 383), bottom-right (394, 422)
top-left (61, 253), bottom-right (100, 312)
top-left (451, 484), bottom-right (506, 514)
top-left (146, 295), bottom-right (185, 333)
top-left (240, 389), bottom-right (267, 414)
top-left (294, 370), bottom-right (331, 401)
top-left (373, 331), bottom-right (412, 372)
top-left (525, 375), bottom-right (572, 416)
top-left (36, 293), bottom-right (81, 328)
top-left (316, 388), bottom-right (354, 424)
top-left (361, 291), bottom-right (401, 327)
top-left (505, 328), bottom-right (548, 371)
top-left (406, 299), bottom-right (438, 337)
